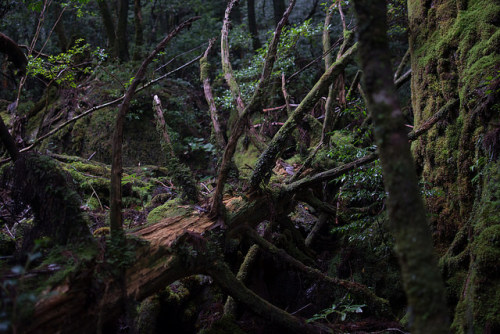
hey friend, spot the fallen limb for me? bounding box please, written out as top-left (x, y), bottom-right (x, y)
top-left (207, 259), bottom-right (320, 334)
top-left (243, 226), bottom-right (393, 317)
top-left (223, 244), bottom-right (260, 316)
top-left (407, 98), bottom-right (458, 141)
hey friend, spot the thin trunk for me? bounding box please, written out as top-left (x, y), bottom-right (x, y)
top-left (133, 0), bottom-right (143, 61)
top-left (200, 39), bottom-right (227, 150)
top-left (153, 95), bottom-right (175, 157)
top-left (115, 0), bottom-right (129, 61)
top-left (272, 0), bottom-right (286, 26)
top-left (320, 4), bottom-right (336, 143)
top-left (247, 0), bottom-right (261, 50)
top-left (352, 0), bottom-right (449, 332)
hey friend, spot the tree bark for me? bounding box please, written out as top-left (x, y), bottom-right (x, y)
top-left (352, 0), bottom-right (449, 332)
top-left (200, 38), bottom-right (227, 150)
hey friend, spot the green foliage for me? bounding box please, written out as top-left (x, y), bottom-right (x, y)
top-left (307, 295), bottom-right (365, 324)
top-left (183, 137), bottom-right (216, 155)
top-left (104, 236), bottom-right (137, 274)
top-left (26, 39), bottom-right (106, 88)
top-left (216, 19), bottom-right (322, 111)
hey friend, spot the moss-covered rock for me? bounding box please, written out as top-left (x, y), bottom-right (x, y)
top-left (134, 296), bottom-right (160, 334)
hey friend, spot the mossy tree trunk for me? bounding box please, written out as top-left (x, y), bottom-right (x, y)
top-left (408, 0), bottom-right (500, 330)
top-left (352, 0), bottom-right (449, 331)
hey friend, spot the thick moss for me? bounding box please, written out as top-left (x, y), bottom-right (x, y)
top-left (233, 140), bottom-right (260, 179)
top-left (409, 0), bottom-right (499, 247)
top-left (451, 164), bottom-right (500, 332)
top-left (134, 296), bottom-right (160, 334)
top-left (146, 198), bottom-right (191, 224)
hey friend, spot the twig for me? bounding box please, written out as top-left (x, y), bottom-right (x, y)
top-left (263, 104), bottom-right (299, 112)
top-left (4, 224), bottom-right (15, 240)
top-left (286, 36), bottom-right (343, 84)
top-left (394, 49), bottom-right (410, 81)
top-left (88, 183), bottom-right (104, 211)
top-left (155, 42), bottom-right (205, 72)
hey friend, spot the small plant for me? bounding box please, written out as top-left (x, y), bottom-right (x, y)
top-left (307, 296), bottom-right (365, 324)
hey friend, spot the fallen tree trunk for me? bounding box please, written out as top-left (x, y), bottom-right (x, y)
top-left (23, 190), bottom-right (393, 333)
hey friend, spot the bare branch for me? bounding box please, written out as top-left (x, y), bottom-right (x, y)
top-left (201, 38), bottom-right (226, 150)
top-left (221, 0), bottom-right (246, 114)
top-left (394, 48), bottom-right (410, 81)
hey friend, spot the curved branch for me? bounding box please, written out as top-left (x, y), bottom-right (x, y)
top-left (0, 32), bottom-right (27, 72)
top-left (207, 260), bottom-right (321, 334)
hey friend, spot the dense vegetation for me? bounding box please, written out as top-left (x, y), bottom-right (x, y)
top-left (0, 0), bottom-right (498, 333)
